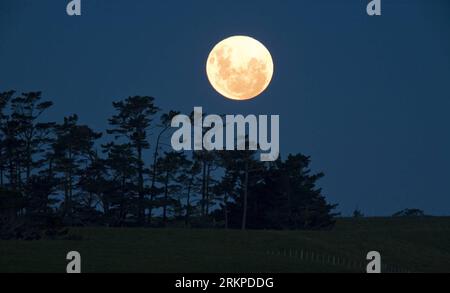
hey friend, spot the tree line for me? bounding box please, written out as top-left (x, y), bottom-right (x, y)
top-left (0, 91), bottom-right (338, 239)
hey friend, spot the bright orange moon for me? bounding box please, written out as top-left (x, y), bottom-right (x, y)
top-left (206, 36), bottom-right (274, 101)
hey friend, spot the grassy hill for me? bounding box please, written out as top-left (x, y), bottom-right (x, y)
top-left (1, 217), bottom-right (449, 273)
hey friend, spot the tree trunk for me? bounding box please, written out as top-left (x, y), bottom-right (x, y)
top-left (64, 172), bottom-right (69, 219)
top-left (201, 159), bottom-right (207, 216)
top-left (224, 193), bottom-right (229, 230)
top-left (205, 164), bottom-right (211, 216)
top-left (185, 177), bottom-right (193, 228)
top-left (119, 175), bottom-right (126, 227)
top-left (149, 130), bottom-right (165, 224)
top-left (68, 169), bottom-right (73, 223)
top-left (9, 159), bottom-right (15, 191)
top-left (137, 145), bottom-right (145, 225)
top-left (26, 142), bottom-right (31, 181)
top-left (241, 160), bottom-right (249, 231)
top-left (16, 162), bottom-right (22, 190)
top-left (65, 150), bottom-right (74, 224)
top-left (162, 171), bottom-right (169, 226)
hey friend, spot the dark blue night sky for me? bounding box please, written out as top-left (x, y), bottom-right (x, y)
top-left (1, 0), bottom-right (449, 216)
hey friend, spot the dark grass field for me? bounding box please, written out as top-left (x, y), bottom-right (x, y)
top-left (1, 218), bottom-right (449, 273)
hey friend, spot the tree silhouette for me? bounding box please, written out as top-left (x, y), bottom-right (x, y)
top-left (149, 110), bottom-right (180, 223)
top-left (10, 92), bottom-right (54, 181)
top-left (0, 90), bottom-right (340, 237)
top-left (215, 154), bottom-right (338, 230)
top-left (52, 115), bottom-right (102, 223)
top-left (156, 151), bottom-right (190, 226)
top-left (0, 91), bottom-right (14, 188)
top-left (102, 142), bottom-right (138, 226)
top-left (393, 209), bottom-right (426, 218)
top-left (107, 96), bottom-right (159, 225)
top-left (179, 159), bottom-right (202, 227)
top-left (212, 170), bottom-right (238, 230)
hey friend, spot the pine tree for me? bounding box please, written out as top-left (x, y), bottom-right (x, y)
top-left (181, 159), bottom-right (202, 227)
top-left (156, 151), bottom-right (189, 226)
top-left (218, 145), bottom-right (261, 230)
top-left (149, 110), bottom-right (180, 223)
top-left (0, 91), bottom-right (15, 188)
top-left (102, 142), bottom-right (139, 226)
top-left (212, 170), bottom-right (238, 229)
top-left (52, 115), bottom-right (102, 224)
top-left (10, 92), bottom-right (54, 182)
top-left (107, 96), bottom-right (159, 225)
top-left (216, 153), bottom-right (338, 230)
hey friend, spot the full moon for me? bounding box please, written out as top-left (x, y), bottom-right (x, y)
top-left (206, 36), bottom-right (274, 101)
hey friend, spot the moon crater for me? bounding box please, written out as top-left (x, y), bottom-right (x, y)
top-left (207, 36), bottom-right (274, 101)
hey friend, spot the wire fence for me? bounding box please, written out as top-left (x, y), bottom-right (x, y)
top-left (265, 248), bottom-right (412, 273)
